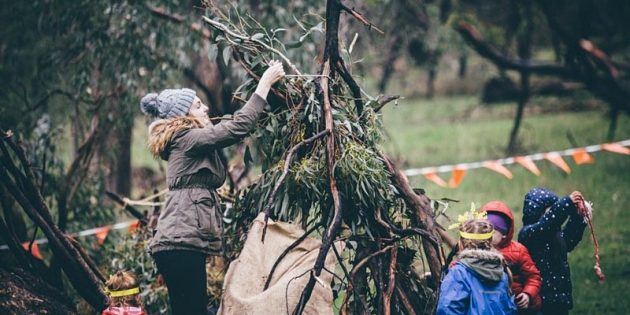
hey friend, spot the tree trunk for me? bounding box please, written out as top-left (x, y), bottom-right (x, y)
top-left (458, 54), bottom-right (467, 78)
top-left (378, 36), bottom-right (403, 93)
top-left (506, 0), bottom-right (533, 155)
top-left (110, 115), bottom-right (133, 196)
top-left (427, 66), bottom-right (437, 99)
top-left (607, 108), bottom-right (618, 141)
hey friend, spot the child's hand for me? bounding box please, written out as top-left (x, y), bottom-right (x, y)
top-left (515, 293), bottom-right (530, 309)
top-left (570, 191), bottom-right (584, 205)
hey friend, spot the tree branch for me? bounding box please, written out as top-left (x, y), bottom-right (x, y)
top-left (147, 6), bottom-right (211, 39)
top-left (455, 22), bottom-right (571, 77)
top-left (262, 224), bottom-right (321, 290)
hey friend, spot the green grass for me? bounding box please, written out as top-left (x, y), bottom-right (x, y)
top-left (380, 95), bottom-right (630, 314)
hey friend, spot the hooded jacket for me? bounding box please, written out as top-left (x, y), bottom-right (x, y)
top-left (517, 188), bottom-right (586, 310)
top-left (437, 249), bottom-right (517, 315)
top-left (481, 201), bottom-right (542, 311)
top-left (147, 94), bottom-right (266, 255)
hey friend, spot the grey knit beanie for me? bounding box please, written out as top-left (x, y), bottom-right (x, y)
top-left (140, 88), bottom-right (197, 119)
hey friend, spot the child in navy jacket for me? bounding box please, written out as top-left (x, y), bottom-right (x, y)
top-left (518, 188), bottom-right (587, 315)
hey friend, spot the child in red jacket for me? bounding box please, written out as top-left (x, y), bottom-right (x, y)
top-left (102, 271), bottom-right (147, 315)
top-left (482, 201), bottom-right (542, 313)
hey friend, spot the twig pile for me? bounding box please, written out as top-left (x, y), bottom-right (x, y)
top-left (204, 1), bottom-right (445, 314)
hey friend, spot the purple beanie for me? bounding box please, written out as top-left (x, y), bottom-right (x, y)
top-left (487, 213), bottom-right (510, 235)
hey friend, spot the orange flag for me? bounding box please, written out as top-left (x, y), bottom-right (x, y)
top-left (95, 226), bottom-right (111, 245)
top-left (448, 168), bottom-right (466, 188)
top-left (601, 143), bottom-right (630, 155)
top-left (21, 242), bottom-right (43, 260)
top-left (515, 156), bottom-right (541, 176)
top-left (545, 152), bottom-right (571, 174)
top-left (423, 171), bottom-right (448, 187)
top-left (483, 161), bottom-right (513, 179)
top-left (128, 220), bottom-right (140, 233)
top-left (572, 149), bottom-right (594, 165)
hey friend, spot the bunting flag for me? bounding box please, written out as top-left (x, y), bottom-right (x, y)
top-left (128, 220), bottom-right (141, 233)
top-left (449, 168), bottom-right (466, 188)
top-left (484, 161), bottom-right (513, 179)
top-left (402, 139), bottom-right (630, 188)
top-left (515, 156), bottom-right (541, 176)
top-left (572, 148), bottom-right (594, 165)
top-left (21, 242), bottom-right (43, 260)
top-left (544, 152), bottom-right (571, 174)
top-left (423, 171), bottom-right (447, 187)
top-left (601, 143), bottom-right (630, 155)
top-left (94, 226), bottom-right (111, 245)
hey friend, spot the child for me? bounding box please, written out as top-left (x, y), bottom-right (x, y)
top-left (437, 218), bottom-right (517, 315)
top-left (481, 201), bottom-right (542, 313)
top-left (517, 188), bottom-right (587, 315)
top-left (102, 271), bottom-right (147, 315)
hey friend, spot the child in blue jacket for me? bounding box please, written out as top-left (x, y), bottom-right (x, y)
top-left (518, 188), bottom-right (587, 315)
top-left (438, 218), bottom-right (517, 315)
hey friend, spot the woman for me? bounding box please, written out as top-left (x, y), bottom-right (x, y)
top-left (140, 61), bottom-right (285, 315)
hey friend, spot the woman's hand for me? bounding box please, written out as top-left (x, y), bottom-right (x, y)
top-left (255, 60), bottom-right (285, 99)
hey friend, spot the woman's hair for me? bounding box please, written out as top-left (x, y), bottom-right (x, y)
top-left (105, 270), bottom-right (141, 307)
top-left (459, 219), bottom-right (494, 250)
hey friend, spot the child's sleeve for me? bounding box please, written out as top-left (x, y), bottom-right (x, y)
top-left (180, 93), bottom-right (267, 154)
top-left (563, 209), bottom-right (587, 252)
top-left (519, 196), bottom-right (575, 245)
top-left (518, 245), bottom-right (541, 300)
top-left (437, 265), bottom-right (470, 315)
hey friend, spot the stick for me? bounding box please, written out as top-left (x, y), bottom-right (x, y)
top-left (383, 246), bottom-right (398, 315)
top-left (263, 224), bottom-right (321, 290)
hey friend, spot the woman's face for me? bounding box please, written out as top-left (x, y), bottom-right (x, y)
top-left (188, 97), bottom-right (209, 119)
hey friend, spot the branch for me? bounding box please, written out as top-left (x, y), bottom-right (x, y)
top-left (340, 244), bottom-right (397, 313)
top-left (292, 58), bottom-right (343, 315)
top-left (379, 151), bottom-right (443, 286)
top-left (374, 95), bottom-right (400, 113)
top-left (0, 164), bottom-right (108, 310)
top-left (261, 130), bottom-right (330, 242)
top-left (395, 283), bottom-right (417, 315)
top-left (382, 246), bottom-right (398, 315)
top-left (147, 6), bottom-right (211, 39)
top-left (262, 224), bottom-right (321, 290)
top-left (105, 191), bottom-right (149, 226)
top-left (455, 22), bottom-right (571, 77)
top-left (203, 16), bottom-right (302, 75)
top-left (339, 2), bottom-right (384, 34)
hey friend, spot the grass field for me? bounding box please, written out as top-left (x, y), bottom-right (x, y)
top-left (379, 95), bottom-right (630, 314)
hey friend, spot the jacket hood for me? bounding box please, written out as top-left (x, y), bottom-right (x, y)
top-left (148, 116), bottom-right (204, 160)
top-left (458, 249), bottom-right (505, 283)
top-left (522, 188), bottom-right (558, 225)
top-left (481, 201), bottom-right (514, 247)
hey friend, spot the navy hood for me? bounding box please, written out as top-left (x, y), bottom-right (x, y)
top-left (522, 188), bottom-right (558, 225)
